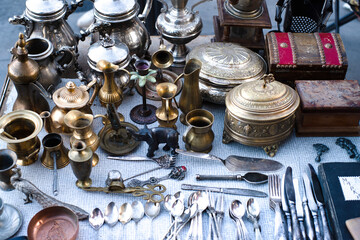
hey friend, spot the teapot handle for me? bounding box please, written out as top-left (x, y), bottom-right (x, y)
top-left (31, 82), bottom-right (52, 99)
top-left (65, 0), bottom-right (85, 19)
top-left (191, 0), bottom-right (212, 13)
top-left (156, 0), bottom-right (168, 13)
top-left (138, 0), bottom-right (154, 23)
top-left (79, 21), bottom-right (111, 41)
top-left (55, 46), bottom-right (77, 73)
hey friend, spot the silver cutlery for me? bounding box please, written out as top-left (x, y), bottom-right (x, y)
top-left (181, 184), bottom-right (268, 198)
top-left (119, 203), bottom-right (133, 225)
top-left (196, 172), bottom-right (268, 184)
top-left (293, 178), bottom-right (307, 239)
top-left (281, 174), bottom-right (292, 239)
top-left (104, 202), bottom-right (119, 227)
top-left (230, 199), bottom-right (250, 240)
top-left (89, 208), bottom-right (104, 230)
top-left (132, 200), bottom-right (145, 240)
top-left (247, 198), bottom-right (262, 240)
top-left (268, 175), bottom-right (287, 240)
top-left (169, 203), bottom-right (199, 240)
top-left (145, 201), bottom-right (161, 240)
top-left (308, 164), bottom-right (333, 240)
top-left (207, 191), bottom-right (222, 240)
top-left (285, 167), bottom-right (303, 240)
top-left (301, 174), bottom-right (316, 240)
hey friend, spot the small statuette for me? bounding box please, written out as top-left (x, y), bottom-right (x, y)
top-left (336, 138), bottom-right (360, 161)
top-left (313, 143), bottom-right (329, 162)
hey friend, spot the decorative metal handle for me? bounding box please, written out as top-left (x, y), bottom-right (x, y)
top-left (138, 0), bottom-right (154, 23)
top-left (196, 174), bottom-right (238, 181)
top-left (79, 21), bottom-right (110, 41)
top-left (274, 203), bottom-right (287, 240)
top-left (312, 213), bottom-right (322, 240)
top-left (55, 46), bottom-right (77, 72)
top-left (285, 213), bottom-right (292, 239)
top-left (65, 0), bottom-right (85, 19)
top-left (319, 204), bottom-right (332, 240)
top-left (191, 0), bottom-right (212, 12)
top-left (9, 14), bottom-right (34, 37)
top-left (156, 0), bottom-right (168, 12)
top-left (299, 219), bottom-right (306, 240)
top-left (289, 203), bottom-right (303, 240)
top-left (302, 201), bottom-right (315, 240)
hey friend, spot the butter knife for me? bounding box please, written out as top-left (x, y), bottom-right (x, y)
top-left (181, 184), bottom-right (268, 197)
top-left (293, 178), bottom-right (306, 240)
top-left (285, 167), bottom-right (303, 240)
top-left (301, 173), bottom-right (316, 240)
top-left (281, 174), bottom-right (292, 239)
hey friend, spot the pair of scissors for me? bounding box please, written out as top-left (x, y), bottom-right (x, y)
top-left (129, 184), bottom-right (166, 203)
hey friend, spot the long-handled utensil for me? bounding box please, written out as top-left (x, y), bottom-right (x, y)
top-left (196, 172), bottom-right (268, 184)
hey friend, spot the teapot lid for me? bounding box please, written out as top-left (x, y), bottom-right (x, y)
top-left (26, 0), bottom-right (67, 21)
top-left (87, 37), bottom-right (130, 71)
top-left (94, 0), bottom-right (139, 23)
top-left (226, 74), bottom-right (300, 121)
top-left (53, 81), bottom-right (90, 109)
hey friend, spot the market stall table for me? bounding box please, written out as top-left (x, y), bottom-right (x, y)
top-left (0, 36), bottom-right (358, 240)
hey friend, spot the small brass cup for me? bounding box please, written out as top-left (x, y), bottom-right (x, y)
top-left (41, 133), bottom-right (69, 169)
top-left (68, 141), bottom-right (93, 188)
top-left (156, 82), bottom-right (179, 129)
top-left (0, 149), bottom-right (17, 191)
top-left (183, 109), bottom-right (215, 153)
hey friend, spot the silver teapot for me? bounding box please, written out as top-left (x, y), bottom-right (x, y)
top-left (9, 0), bottom-right (84, 51)
top-left (80, 0), bottom-right (153, 57)
top-left (156, 0), bottom-right (210, 67)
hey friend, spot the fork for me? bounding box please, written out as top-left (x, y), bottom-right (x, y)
top-left (207, 191), bottom-right (222, 240)
top-left (268, 175), bottom-right (288, 240)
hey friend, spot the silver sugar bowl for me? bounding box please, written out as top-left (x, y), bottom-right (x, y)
top-left (156, 0), bottom-right (210, 67)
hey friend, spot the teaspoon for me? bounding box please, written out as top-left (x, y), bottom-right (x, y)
top-left (247, 198), bottom-right (262, 240)
top-left (132, 201), bottom-right (145, 239)
top-left (89, 208), bottom-right (104, 230)
top-left (230, 200), bottom-right (249, 240)
top-left (145, 201), bottom-right (161, 240)
top-left (104, 202), bottom-right (119, 227)
top-left (119, 203), bottom-right (133, 225)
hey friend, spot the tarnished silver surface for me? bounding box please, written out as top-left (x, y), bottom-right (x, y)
top-left (0, 200), bottom-right (23, 240)
top-left (10, 168), bottom-right (89, 220)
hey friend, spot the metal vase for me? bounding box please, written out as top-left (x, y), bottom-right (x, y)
top-left (179, 59), bottom-right (203, 124)
top-left (155, 82), bottom-right (179, 129)
top-left (41, 133), bottom-right (69, 170)
top-left (0, 150), bottom-right (17, 191)
top-left (68, 141), bottom-right (93, 188)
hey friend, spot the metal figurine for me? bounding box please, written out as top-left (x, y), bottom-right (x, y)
top-left (335, 137), bottom-right (360, 161)
top-left (313, 143), bottom-right (329, 162)
top-left (9, 168), bottom-right (89, 220)
top-left (130, 59), bottom-right (158, 124)
top-left (79, 170), bottom-right (166, 203)
top-left (128, 125), bottom-right (179, 157)
top-left (127, 166), bottom-right (187, 187)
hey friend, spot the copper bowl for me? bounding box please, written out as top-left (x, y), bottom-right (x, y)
top-left (28, 206), bottom-right (79, 240)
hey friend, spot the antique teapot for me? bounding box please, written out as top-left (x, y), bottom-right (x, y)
top-left (9, 0), bottom-right (83, 51)
top-left (80, 0), bottom-right (152, 57)
top-left (156, 0), bottom-right (209, 66)
top-left (42, 80), bottom-right (96, 134)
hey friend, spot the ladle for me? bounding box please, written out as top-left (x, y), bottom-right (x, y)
top-left (89, 208), bottom-right (104, 230)
top-left (145, 201), bottom-right (161, 240)
top-left (104, 202), bottom-right (119, 227)
top-left (119, 203), bottom-right (133, 225)
top-left (246, 198), bottom-right (262, 240)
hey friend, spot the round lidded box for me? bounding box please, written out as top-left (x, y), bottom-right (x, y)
top-left (223, 74), bottom-right (300, 157)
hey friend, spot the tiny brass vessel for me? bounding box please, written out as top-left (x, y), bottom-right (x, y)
top-left (8, 33), bottom-right (49, 114)
top-left (68, 141), bottom-right (93, 188)
top-left (179, 59), bottom-right (202, 124)
top-left (45, 81), bottom-right (94, 134)
top-left (0, 110), bottom-right (43, 166)
top-left (41, 133), bottom-right (69, 170)
top-left (97, 60), bottom-right (129, 108)
top-left (183, 109), bottom-right (214, 153)
top-left (64, 110), bottom-right (100, 167)
top-left (223, 74), bottom-right (300, 157)
top-left (156, 82), bottom-right (179, 129)
top-left (0, 149), bottom-right (17, 191)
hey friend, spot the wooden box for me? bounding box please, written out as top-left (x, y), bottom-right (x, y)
top-left (266, 32), bottom-right (348, 83)
top-left (295, 80), bottom-right (360, 136)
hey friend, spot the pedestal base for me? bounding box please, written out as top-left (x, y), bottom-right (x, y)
top-left (130, 104), bottom-right (157, 124)
top-left (76, 178), bottom-right (92, 188)
top-left (169, 44), bottom-right (189, 67)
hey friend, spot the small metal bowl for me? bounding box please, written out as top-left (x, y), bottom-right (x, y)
top-left (28, 206), bottom-right (79, 240)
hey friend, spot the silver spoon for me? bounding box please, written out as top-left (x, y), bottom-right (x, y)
top-left (169, 203), bottom-right (199, 239)
top-left (161, 204), bottom-right (191, 240)
top-left (89, 208), bottom-right (104, 230)
top-left (230, 200), bottom-right (249, 240)
top-left (119, 203), bottom-right (133, 225)
top-left (164, 194), bottom-right (176, 237)
top-left (104, 202), bottom-right (119, 227)
top-left (193, 191), bottom-right (209, 240)
top-left (247, 198), bottom-right (262, 240)
top-left (132, 201), bottom-right (145, 239)
top-left (174, 191), bottom-right (185, 203)
top-left (185, 192), bottom-right (196, 240)
top-left (145, 200), bottom-right (161, 240)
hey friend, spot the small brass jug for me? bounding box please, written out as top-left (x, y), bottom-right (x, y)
top-left (0, 110), bottom-right (43, 166)
top-left (156, 82), bottom-right (179, 129)
top-left (64, 110), bottom-right (100, 167)
top-left (41, 133), bottom-right (69, 170)
top-left (183, 109), bottom-right (215, 153)
top-left (178, 59), bottom-right (202, 124)
top-left (68, 141), bottom-right (93, 188)
top-left (97, 60), bottom-right (130, 108)
top-left (0, 149), bottom-right (17, 191)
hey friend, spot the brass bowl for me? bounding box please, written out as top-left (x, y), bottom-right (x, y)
top-left (223, 75), bottom-right (300, 156)
top-left (28, 206), bottom-right (79, 240)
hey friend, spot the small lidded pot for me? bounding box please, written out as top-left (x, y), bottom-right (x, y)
top-left (46, 81), bottom-right (92, 134)
top-left (223, 74), bottom-right (300, 157)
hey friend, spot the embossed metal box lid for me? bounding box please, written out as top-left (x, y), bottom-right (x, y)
top-left (53, 81), bottom-right (89, 109)
top-left (226, 75), bottom-right (300, 121)
top-left (94, 0), bottom-right (138, 22)
top-left (26, 0), bottom-right (67, 21)
top-left (186, 42), bottom-right (266, 86)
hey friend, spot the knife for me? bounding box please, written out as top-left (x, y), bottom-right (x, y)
top-left (293, 178), bottom-right (306, 240)
top-left (308, 164), bottom-right (333, 240)
top-left (285, 167), bottom-right (303, 240)
top-left (281, 174), bottom-right (292, 239)
top-left (303, 173), bottom-right (321, 240)
top-left (301, 173), bottom-right (316, 240)
top-left (175, 149), bottom-right (284, 172)
top-left (181, 184), bottom-right (268, 198)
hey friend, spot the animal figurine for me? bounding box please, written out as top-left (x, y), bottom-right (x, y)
top-left (128, 125), bottom-right (179, 157)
